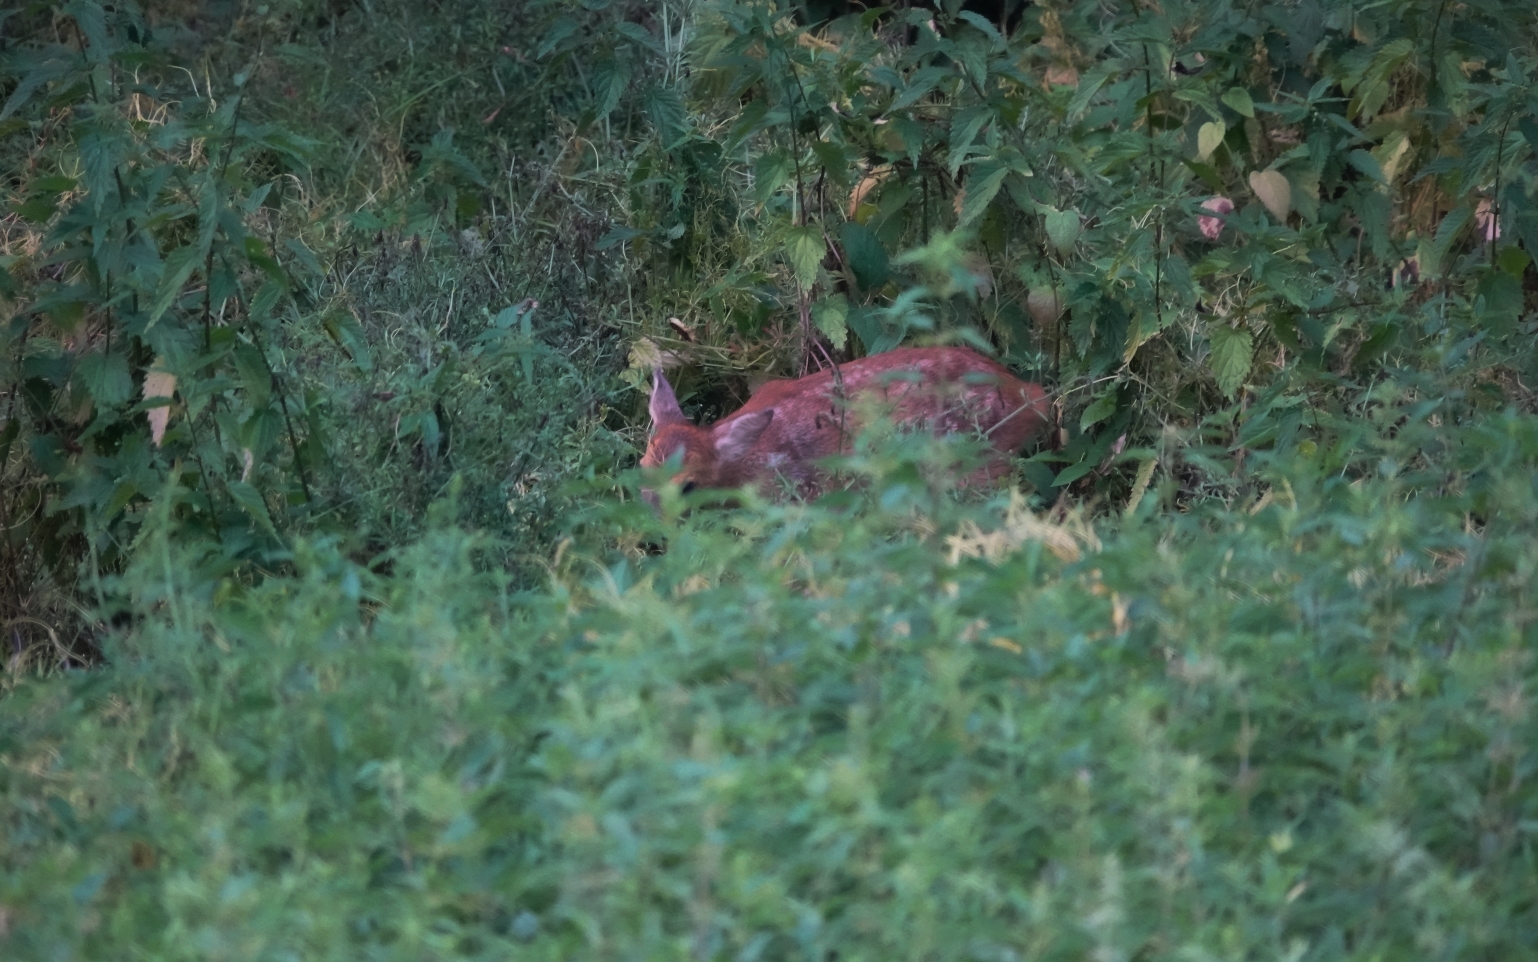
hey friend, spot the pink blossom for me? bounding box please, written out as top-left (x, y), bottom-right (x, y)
top-left (1198, 196), bottom-right (1235, 240)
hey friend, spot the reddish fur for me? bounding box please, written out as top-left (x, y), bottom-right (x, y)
top-left (643, 346), bottom-right (1049, 497)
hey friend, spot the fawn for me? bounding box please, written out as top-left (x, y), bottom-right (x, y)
top-left (641, 346), bottom-right (1049, 500)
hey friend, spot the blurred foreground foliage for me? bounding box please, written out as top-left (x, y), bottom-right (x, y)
top-left (4, 420), bottom-right (1538, 957)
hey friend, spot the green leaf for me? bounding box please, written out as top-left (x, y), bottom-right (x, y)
top-left (889, 65), bottom-right (950, 111)
top-left (958, 161), bottom-right (1009, 227)
top-left (0, 57), bottom-right (69, 122)
top-left (1044, 208), bottom-right (1081, 257)
top-left (643, 85), bottom-right (689, 147)
top-left (148, 245), bottom-right (203, 331)
top-left (1052, 459), bottom-right (1095, 487)
top-left (1221, 87), bottom-right (1255, 118)
top-left (1422, 205), bottom-right (1471, 278)
top-left (786, 226), bottom-right (824, 290)
top-left (591, 58), bottom-right (631, 119)
top-left (812, 139), bottom-right (852, 187)
top-left (76, 351), bottom-right (132, 406)
top-left (813, 296), bottom-right (849, 350)
top-left (1197, 121), bottom-right (1226, 160)
top-left (537, 17), bottom-right (581, 58)
top-left (1080, 392), bottom-right (1118, 432)
top-left (753, 150), bottom-right (793, 206)
top-left (839, 222), bottom-right (890, 291)
top-left (947, 105), bottom-right (991, 176)
top-left (1208, 325), bottom-right (1253, 398)
top-left (955, 10), bottom-right (1007, 49)
top-left (233, 343), bottom-right (271, 405)
top-left (322, 307), bottom-right (373, 370)
top-left (228, 480), bottom-right (279, 537)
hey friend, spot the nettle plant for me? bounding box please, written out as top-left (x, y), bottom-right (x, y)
top-left (2, 2), bottom-right (329, 592)
top-left (608, 0), bottom-right (1537, 492)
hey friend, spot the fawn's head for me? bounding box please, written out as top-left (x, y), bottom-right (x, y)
top-left (640, 369), bottom-right (775, 499)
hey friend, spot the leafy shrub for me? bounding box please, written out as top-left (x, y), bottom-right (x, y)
top-left (605, 0), bottom-right (1538, 490)
top-left (4, 423), bottom-right (1538, 957)
top-left (1, 1), bottom-right (634, 651)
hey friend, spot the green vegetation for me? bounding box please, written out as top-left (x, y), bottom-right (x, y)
top-left (3, 0), bottom-right (1538, 957)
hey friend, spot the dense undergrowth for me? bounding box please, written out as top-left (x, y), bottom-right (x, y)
top-left (5, 426), bottom-right (1538, 957)
top-left (4, 0), bottom-right (1538, 957)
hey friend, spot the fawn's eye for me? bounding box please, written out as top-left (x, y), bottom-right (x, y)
top-left (680, 481), bottom-right (697, 495)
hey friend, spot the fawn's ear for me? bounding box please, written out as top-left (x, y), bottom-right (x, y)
top-left (713, 409), bottom-right (774, 462)
top-left (649, 369), bottom-right (687, 428)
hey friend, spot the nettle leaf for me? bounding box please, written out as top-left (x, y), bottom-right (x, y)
top-left (228, 480), bottom-right (278, 536)
top-left (0, 56), bottom-right (70, 122)
top-left (537, 17), bottom-right (581, 58)
top-left (811, 139), bottom-right (852, 187)
top-left (591, 57), bottom-right (632, 119)
top-left (839, 221), bottom-right (890, 291)
top-left (786, 225), bottom-right (824, 290)
top-left (233, 342), bottom-right (271, 405)
top-left (955, 10), bottom-right (1007, 50)
top-left (958, 161), bottom-right (1009, 227)
top-left (754, 149), bottom-right (793, 205)
top-left (76, 350), bottom-right (132, 406)
top-left (889, 65), bottom-right (950, 111)
top-left (643, 85), bottom-right (689, 147)
top-left (148, 244), bottom-right (203, 330)
top-left (1080, 391), bottom-right (1118, 432)
top-left (948, 105), bottom-right (991, 176)
top-left (813, 295), bottom-right (849, 350)
top-left (1208, 324), bottom-right (1253, 398)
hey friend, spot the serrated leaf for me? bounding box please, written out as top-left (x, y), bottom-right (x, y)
top-left (537, 17), bottom-right (580, 58)
top-left (1371, 130), bottom-right (1411, 183)
top-left (322, 308), bottom-right (373, 372)
top-left (591, 58), bottom-right (632, 120)
top-left (1044, 208), bottom-right (1081, 257)
top-left (813, 296), bottom-right (848, 350)
top-left (889, 65), bottom-right (949, 111)
top-left (1208, 324), bottom-right (1253, 398)
top-left (614, 21), bottom-right (662, 53)
top-left (76, 350), bottom-right (132, 406)
top-left (957, 161), bottom-right (1009, 227)
top-left (1346, 148), bottom-right (1386, 186)
top-left (812, 139), bottom-right (851, 187)
top-left (1, 57), bottom-right (68, 122)
top-left (642, 86), bottom-right (689, 148)
top-left (233, 343), bottom-right (271, 405)
top-left (1248, 170), bottom-right (1291, 220)
top-left (956, 9), bottom-right (1008, 47)
top-left (228, 480), bottom-right (278, 537)
top-left (753, 149), bottom-right (792, 205)
top-left (1221, 87), bottom-right (1255, 118)
top-left (1421, 205), bottom-right (1470, 278)
top-left (1197, 121), bottom-right (1226, 160)
top-left (786, 226), bottom-right (824, 290)
top-left (148, 244), bottom-right (203, 331)
top-left (839, 221), bottom-right (889, 290)
top-left (1080, 392), bottom-right (1117, 432)
top-left (947, 105), bottom-right (991, 176)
